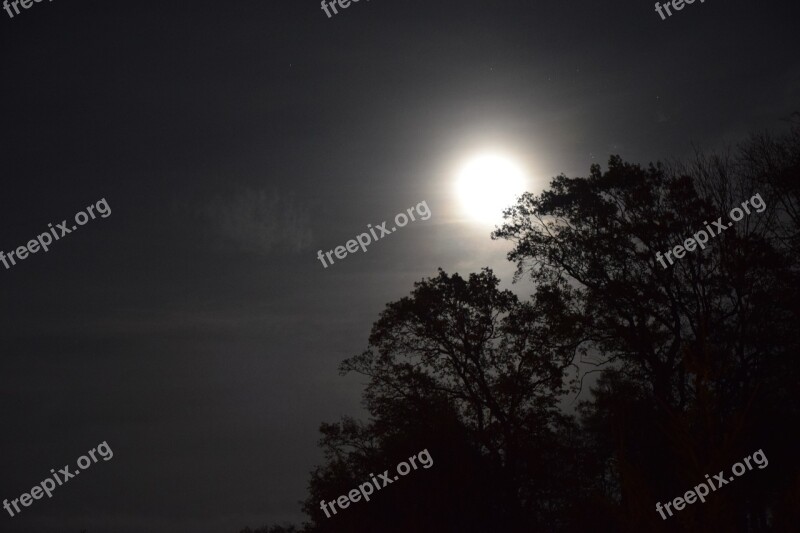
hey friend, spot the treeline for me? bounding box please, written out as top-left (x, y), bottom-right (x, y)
top-left (244, 116), bottom-right (800, 532)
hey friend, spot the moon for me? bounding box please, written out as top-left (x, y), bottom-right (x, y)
top-left (456, 153), bottom-right (527, 225)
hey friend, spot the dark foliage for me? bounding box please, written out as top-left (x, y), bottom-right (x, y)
top-left (243, 119), bottom-right (800, 532)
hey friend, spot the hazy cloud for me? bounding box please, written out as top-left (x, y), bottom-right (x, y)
top-left (202, 188), bottom-right (313, 254)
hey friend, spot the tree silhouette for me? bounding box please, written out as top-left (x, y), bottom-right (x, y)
top-left (492, 128), bottom-right (800, 530)
top-left (241, 119), bottom-right (800, 533)
top-left (298, 268), bottom-right (585, 532)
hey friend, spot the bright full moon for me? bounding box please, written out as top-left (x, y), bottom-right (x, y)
top-left (456, 153), bottom-right (527, 225)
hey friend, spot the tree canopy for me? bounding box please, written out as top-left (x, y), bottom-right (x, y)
top-left (244, 118), bottom-right (800, 533)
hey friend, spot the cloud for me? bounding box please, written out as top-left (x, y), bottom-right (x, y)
top-left (202, 188), bottom-right (313, 254)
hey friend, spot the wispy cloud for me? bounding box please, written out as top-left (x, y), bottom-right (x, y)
top-left (202, 188), bottom-right (313, 254)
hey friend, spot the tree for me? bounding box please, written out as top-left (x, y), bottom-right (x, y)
top-left (302, 268), bottom-right (583, 532)
top-left (242, 119), bottom-right (800, 533)
top-left (493, 136), bottom-right (800, 530)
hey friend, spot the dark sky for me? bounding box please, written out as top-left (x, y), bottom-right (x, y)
top-left (1, 0), bottom-right (797, 531)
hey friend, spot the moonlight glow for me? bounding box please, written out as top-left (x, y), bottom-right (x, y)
top-left (456, 153), bottom-right (527, 224)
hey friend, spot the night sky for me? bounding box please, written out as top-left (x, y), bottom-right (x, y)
top-left (1, 0), bottom-right (798, 531)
